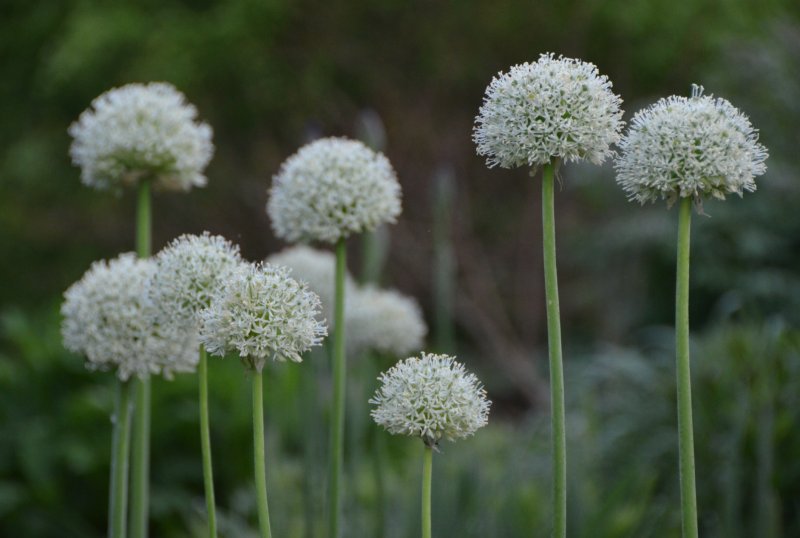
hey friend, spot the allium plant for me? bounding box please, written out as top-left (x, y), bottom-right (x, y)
top-left (614, 85), bottom-right (767, 538)
top-left (346, 286), bottom-right (427, 358)
top-left (150, 233), bottom-right (242, 538)
top-left (199, 262), bottom-right (326, 538)
top-left (61, 253), bottom-right (197, 538)
top-left (267, 137), bottom-right (402, 538)
top-left (69, 81), bottom-right (214, 538)
top-left (370, 353), bottom-right (490, 538)
top-left (474, 53), bottom-right (624, 538)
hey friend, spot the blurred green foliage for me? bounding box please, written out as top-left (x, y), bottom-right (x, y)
top-left (2, 0), bottom-right (800, 536)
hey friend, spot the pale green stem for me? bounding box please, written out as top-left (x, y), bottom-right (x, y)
top-left (199, 346), bottom-right (217, 537)
top-left (421, 444), bottom-right (433, 538)
top-left (675, 197), bottom-right (698, 538)
top-left (328, 238), bottom-right (347, 538)
top-left (541, 161), bottom-right (566, 538)
top-left (253, 370), bottom-right (273, 538)
top-left (109, 379), bottom-right (133, 538)
top-left (131, 179), bottom-right (152, 538)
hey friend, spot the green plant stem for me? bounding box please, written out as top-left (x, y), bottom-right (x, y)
top-left (541, 161), bottom-right (566, 538)
top-left (199, 346), bottom-right (217, 537)
top-left (131, 179), bottom-right (152, 538)
top-left (109, 379), bottom-right (133, 538)
top-left (253, 370), bottom-right (273, 538)
top-left (421, 444), bottom-right (433, 538)
top-left (675, 197), bottom-right (698, 538)
top-left (328, 238), bottom-right (347, 538)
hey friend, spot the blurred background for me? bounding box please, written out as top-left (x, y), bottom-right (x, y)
top-left (2, 0), bottom-right (800, 536)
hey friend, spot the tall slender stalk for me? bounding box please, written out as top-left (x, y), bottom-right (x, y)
top-left (541, 161), bottom-right (566, 538)
top-left (131, 180), bottom-right (152, 538)
top-left (109, 379), bottom-right (133, 538)
top-left (328, 238), bottom-right (347, 538)
top-left (253, 370), bottom-right (273, 538)
top-left (199, 346), bottom-right (217, 537)
top-left (675, 197), bottom-right (698, 538)
top-left (421, 444), bottom-right (433, 538)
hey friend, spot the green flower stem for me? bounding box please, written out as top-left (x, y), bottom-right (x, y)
top-left (328, 238), bottom-right (347, 538)
top-left (131, 179), bottom-right (152, 538)
top-left (421, 444), bottom-right (433, 538)
top-left (109, 379), bottom-right (133, 538)
top-left (253, 370), bottom-right (273, 538)
top-left (541, 161), bottom-right (566, 538)
top-left (675, 197), bottom-right (698, 538)
top-left (199, 346), bottom-right (217, 537)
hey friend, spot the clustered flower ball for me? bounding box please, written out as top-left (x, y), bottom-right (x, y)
top-left (614, 85), bottom-right (768, 206)
top-left (149, 232), bottom-right (243, 329)
top-left (347, 286), bottom-right (427, 357)
top-left (370, 353), bottom-right (490, 446)
top-left (199, 262), bottom-right (327, 371)
top-left (61, 253), bottom-right (198, 380)
top-left (69, 82), bottom-right (214, 192)
top-left (267, 137), bottom-right (402, 244)
top-left (473, 53), bottom-right (624, 169)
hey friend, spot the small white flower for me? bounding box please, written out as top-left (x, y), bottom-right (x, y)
top-left (347, 286), bottom-right (427, 357)
top-left (149, 232), bottom-right (243, 331)
top-left (474, 53), bottom-right (624, 169)
top-left (266, 245), bottom-right (356, 323)
top-left (199, 262), bottom-right (327, 371)
top-left (615, 85), bottom-right (768, 206)
top-left (370, 353), bottom-right (490, 445)
top-left (61, 253), bottom-right (198, 380)
top-left (267, 137), bottom-right (402, 244)
top-left (69, 82), bottom-right (214, 192)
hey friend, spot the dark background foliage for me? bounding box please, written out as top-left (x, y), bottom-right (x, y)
top-left (1, 0), bottom-right (799, 536)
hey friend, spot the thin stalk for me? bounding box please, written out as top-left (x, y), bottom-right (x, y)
top-left (199, 346), bottom-right (217, 537)
top-left (328, 238), bottom-right (347, 538)
top-left (541, 161), bottom-right (566, 538)
top-left (421, 444), bottom-right (433, 538)
top-left (253, 370), bottom-right (273, 538)
top-left (109, 379), bottom-right (133, 538)
top-left (675, 197), bottom-right (698, 538)
top-left (131, 179), bottom-right (152, 538)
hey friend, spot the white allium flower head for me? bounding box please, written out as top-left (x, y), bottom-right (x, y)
top-left (347, 286), bottom-right (427, 357)
top-left (473, 53), bottom-right (624, 169)
top-left (61, 253), bottom-right (199, 380)
top-left (150, 232), bottom-right (243, 330)
top-left (267, 137), bottom-right (402, 243)
top-left (69, 82), bottom-right (214, 192)
top-left (266, 245), bottom-right (356, 323)
top-left (370, 353), bottom-right (490, 446)
top-left (615, 85), bottom-right (768, 207)
top-left (199, 262), bottom-right (327, 371)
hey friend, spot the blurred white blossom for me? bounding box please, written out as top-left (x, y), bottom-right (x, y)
top-left (347, 286), bottom-right (427, 357)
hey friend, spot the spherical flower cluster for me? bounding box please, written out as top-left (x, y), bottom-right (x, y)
top-left (199, 262), bottom-right (327, 371)
top-left (149, 232), bottom-right (243, 330)
top-left (266, 245), bottom-right (355, 323)
top-left (370, 353), bottom-right (490, 445)
top-left (61, 253), bottom-right (198, 380)
top-left (614, 85), bottom-right (768, 206)
top-left (69, 82), bottom-right (214, 192)
top-left (473, 53), bottom-right (624, 169)
top-left (347, 286), bottom-right (427, 357)
top-left (267, 137), bottom-right (402, 244)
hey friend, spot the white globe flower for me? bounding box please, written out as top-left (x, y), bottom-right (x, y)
top-left (69, 82), bottom-right (214, 192)
top-left (61, 253), bottom-right (199, 380)
top-left (473, 53), bottom-right (624, 169)
top-left (346, 286), bottom-right (427, 357)
top-left (150, 232), bottom-right (243, 330)
top-left (267, 137), bottom-right (402, 244)
top-left (615, 85), bottom-right (768, 206)
top-left (370, 353), bottom-right (490, 446)
top-left (199, 262), bottom-right (327, 371)
top-left (266, 245), bottom-right (356, 323)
